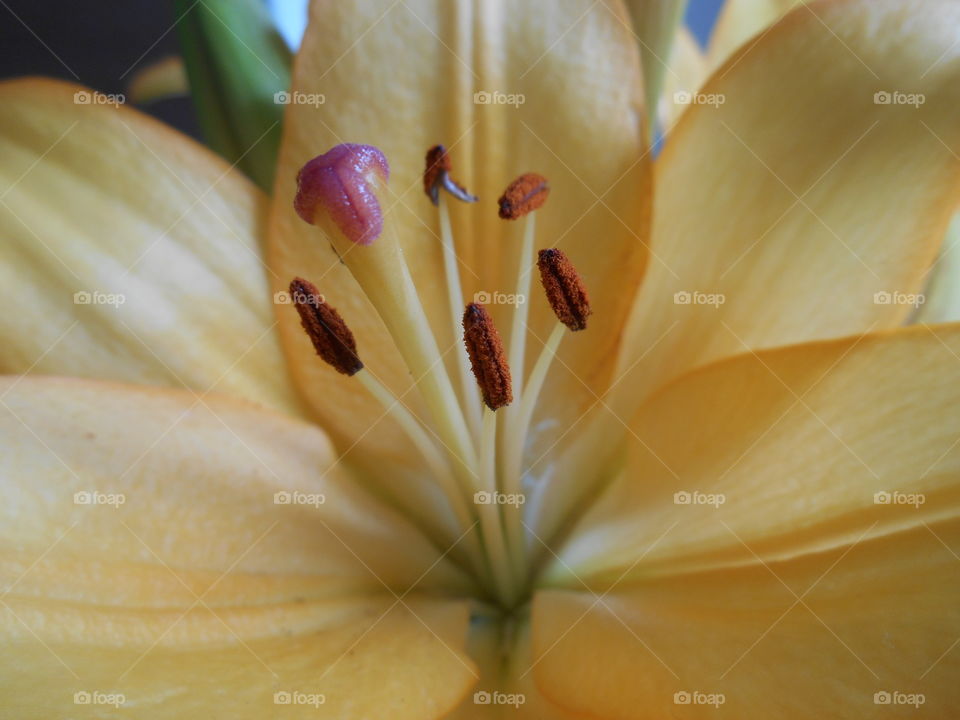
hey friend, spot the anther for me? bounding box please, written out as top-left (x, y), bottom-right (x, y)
top-left (294, 144), bottom-right (389, 246)
top-left (423, 144), bottom-right (478, 205)
top-left (289, 277), bottom-right (363, 375)
top-left (537, 248), bottom-right (591, 331)
top-left (462, 303), bottom-right (513, 410)
top-left (498, 173), bottom-right (549, 220)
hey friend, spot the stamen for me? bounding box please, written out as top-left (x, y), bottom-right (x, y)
top-left (426, 146), bottom-right (483, 438)
top-left (289, 278), bottom-right (363, 376)
top-left (504, 250), bottom-right (592, 524)
top-left (498, 173), bottom-right (549, 220)
top-left (463, 303), bottom-right (513, 411)
top-left (423, 144), bottom-right (478, 205)
top-left (289, 275), bottom-right (489, 582)
top-left (294, 143), bottom-right (389, 246)
top-left (537, 248), bottom-right (592, 331)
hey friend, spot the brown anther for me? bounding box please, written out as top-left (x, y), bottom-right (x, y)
top-left (537, 248), bottom-right (591, 331)
top-left (462, 303), bottom-right (512, 410)
top-left (498, 173), bottom-right (549, 220)
top-left (289, 277), bottom-right (363, 376)
top-left (423, 144), bottom-right (478, 205)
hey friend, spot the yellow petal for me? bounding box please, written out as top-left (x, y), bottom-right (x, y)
top-left (0, 78), bottom-right (301, 417)
top-left (658, 27), bottom-right (707, 130)
top-left (0, 375), bottom-right (475, 717)
top-left (268, 0), bottom-right (650, 474)
top-left (915, 212), bottom-right (960, 324)
top-left (533, 519), bottom-right (960, 719)
top-left (549, 325), bottom-right (960, 586)
top-left (706, 0), bottom-right (801, 72)
top-left (616, 0), bottom-right (960, 415)
top-left (623, 0), bottom-right (690, 140)
top-left (0, 376), bottom-right (471, 598)
top-left (5, 594), bottom-right (473, 719)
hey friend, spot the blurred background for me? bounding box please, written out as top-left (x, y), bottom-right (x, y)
top-left (0, 0), bottom-right (724, 141)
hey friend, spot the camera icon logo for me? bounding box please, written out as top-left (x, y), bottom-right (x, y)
top-left (673, 491), bottom-right (691, 505)
top-left (274, 691), bottom-right (292, 704)
top-left (673, 91), bottom-right (692, 105)
top-left (474, 691), bottom-right (492, 705)
top-left (874, 91), bottom-right (892, 105)
top-left (274, 491), bottom-right (292, 505)
top-left (474, 491), bottom-right (492, 505)
top-left (474, 91), bottom-right (492, 104)
top-left (74, 290), bottom-right (92, 305)
top-left (73, 90), bottom-right (91, 104)
top-left (74, 491), bottom-right (92, 505)
top-left (673, 291), bottom-right (692, 305)
top-left (74, 691), bottom-right (91, 704)
top-left (874, 491), bottom-right (891, 505)
top-left (874, 691), bottom-right (891, 705)
top-left (674, 691), bottom-right (691, 704)
top-left (274, 91), bottom-right (292, 105)
top-left (873, 291), bottom-right (892, 305)
top-left (273, 290), bottom-right (292, 305)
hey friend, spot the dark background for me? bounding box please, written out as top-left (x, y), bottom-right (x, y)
top-left (0, 1), bottom-right (201, 137)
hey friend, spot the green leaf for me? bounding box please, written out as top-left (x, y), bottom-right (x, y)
top-left (174, 0), bottom-right (292, 191)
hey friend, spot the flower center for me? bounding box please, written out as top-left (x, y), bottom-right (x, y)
top-left (290, 143), bottom-right (591, 610)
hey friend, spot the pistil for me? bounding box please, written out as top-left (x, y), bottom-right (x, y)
top-left (294, 145), bottom-right (479, 480)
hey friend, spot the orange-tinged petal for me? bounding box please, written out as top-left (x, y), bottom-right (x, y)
top-left (268, 0), bottom-right (650, 477)
top-left (549, 325), bottom-right (960, 586)
top-left (533, 519), bottom-right (960, 719)
top-left (706, 0), bottom-right (801, 71)
top-left (4, 594), bottom-right (474, 719)
top-left (616, 0), bottom-right (960, 417)
top-left (0, 78), bottom-right (301, 417)
top-left (0, 376), bottom-right (470, 598)
top-left (0, 375), bottom-right (476, 716)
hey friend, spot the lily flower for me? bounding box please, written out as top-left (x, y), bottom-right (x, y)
top-left (3, 0), bottom-right (960, 717)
